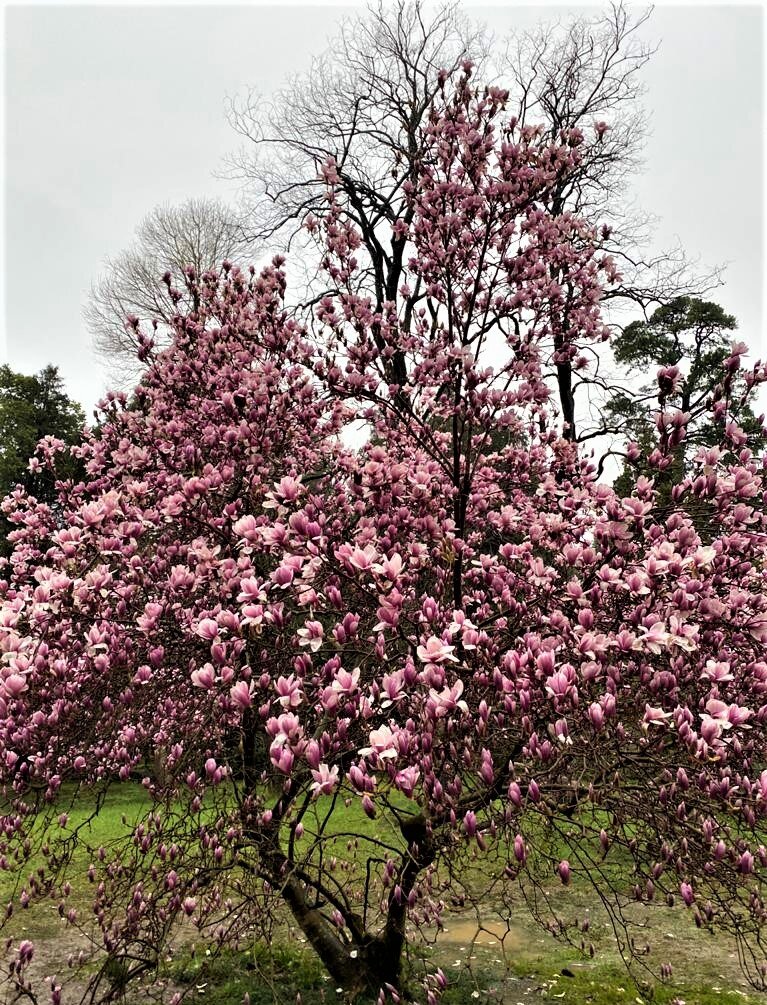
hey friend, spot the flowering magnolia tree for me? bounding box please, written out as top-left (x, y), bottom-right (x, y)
top-left (2, 67), bottom-right (767, 1002)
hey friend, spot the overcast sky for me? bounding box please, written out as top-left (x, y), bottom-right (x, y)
top-left (2, 2), bottom-right (764, 416)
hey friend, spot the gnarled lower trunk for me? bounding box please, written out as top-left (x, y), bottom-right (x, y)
top-left (262, 815), bottom-right (435, 997)
top-left (279, 872), bottom-right (409, 996)
top-left (280, 874), bottom-right (366, 992)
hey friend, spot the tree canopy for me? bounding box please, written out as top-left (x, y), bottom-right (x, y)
top-left (0, 364), bottom-right (85, 556)
top-left (605, 298), bottom-right (765, 500)
top-left (85, 198), bottom-right (253, 384)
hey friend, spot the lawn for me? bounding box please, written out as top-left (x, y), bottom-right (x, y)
top-left (1, 784), bottom-right (763, 1004)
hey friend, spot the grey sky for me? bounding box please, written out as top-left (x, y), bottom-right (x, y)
top-left (3, 3), bottom-right (764, 416)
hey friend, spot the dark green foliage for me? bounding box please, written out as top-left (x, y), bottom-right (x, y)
top-left (0, 364), bottom-right (85, 554)
top-left (607, 298), bottom-right (765, 500)
top-left (614, 299), bottom-right (737, 372)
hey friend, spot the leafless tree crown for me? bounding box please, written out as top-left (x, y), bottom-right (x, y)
top-left (223, 1), bottom-right (722, 450)
top-left (226, 3), bottom-right (719, 313)
top-left (85, 198), bottom-right (255, 384)
top-left (227, 2), bottom-right (485, 246)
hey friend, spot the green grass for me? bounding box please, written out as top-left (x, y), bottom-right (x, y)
top-left (167, 940), bottom-right (502, 1005)
top-left (0, 783), bottom-right (151, 892)
top-left (505, 945), bottom-right (762, 1005)
top-left (168, 942), bottom-right (328, 1005)
top-left (3, 785), bottom-right (766, 1004)
top-left (164, 938), bottom-right (765, 1005)
top-left (0, 783), bottom-right (154, 944)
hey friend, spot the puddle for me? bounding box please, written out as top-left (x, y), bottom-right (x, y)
top-left (436, 918), bottom-right (525, 953)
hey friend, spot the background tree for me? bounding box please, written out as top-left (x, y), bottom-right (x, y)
top-left (604, 297), bottom-right (766, 499)
top-left (0, 364), bottom-right (84, 556)
top-left (226, 1), bottom-right (721, 442)
top-left (2, 67), bottom-right (767, 1003)
top-left (84, 197), bottom-right (254, 383)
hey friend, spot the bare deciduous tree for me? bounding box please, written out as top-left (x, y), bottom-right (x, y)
top-left (85, 197), bottom-right (255, 383)
top-left (227, 0), bottom-right (486, 324)
top-left (225, 1), bottom-right (722, 442)
top-left (503, 5), bottom-right (720, 304)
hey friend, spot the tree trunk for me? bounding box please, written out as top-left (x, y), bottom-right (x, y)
top-left (260, 824), bottom-right (437, 997)
top-left (556, 357), bottom-right (576, 441)
top-left (280, 876), bottom-right (408, 995)
top-left (253, 806), bottom-right (438, 996)
top-left (280, 874), bottom-right (366, 992)
top-left (263, 846), bottom-right (408, 997)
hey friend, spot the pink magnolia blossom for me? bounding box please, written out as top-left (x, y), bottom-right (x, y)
top-left (373, 552), bottom-right (404, 581)
top-left (296, 620), bottom-right (324, 652)
top-left (190, 664), bottom-right (216, 690)
top-left (394, 765), bottom-right (420, 797)
top-left (195, 618), bottom-right (219, 642)
top-left (275, 675), bottom-right (303, 709)
top-left (273, 475), bottom-right (303, 503)
top-left (1, 674), bottom-right (28, 699)
top-left (427, 680), bottom-right (469, 718)
top-left (348, 545), bottom-right (378, 572)
top-left (359, 725), bottom-right (398, 761)
top-left (230, 681), bottom-right (253, 709)
top-left (416, 636), bottom-right (459, 666)
top-left (310, 763), bottom-right (339, 797)
top-left (643, 705), bottom-right (672, 729)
